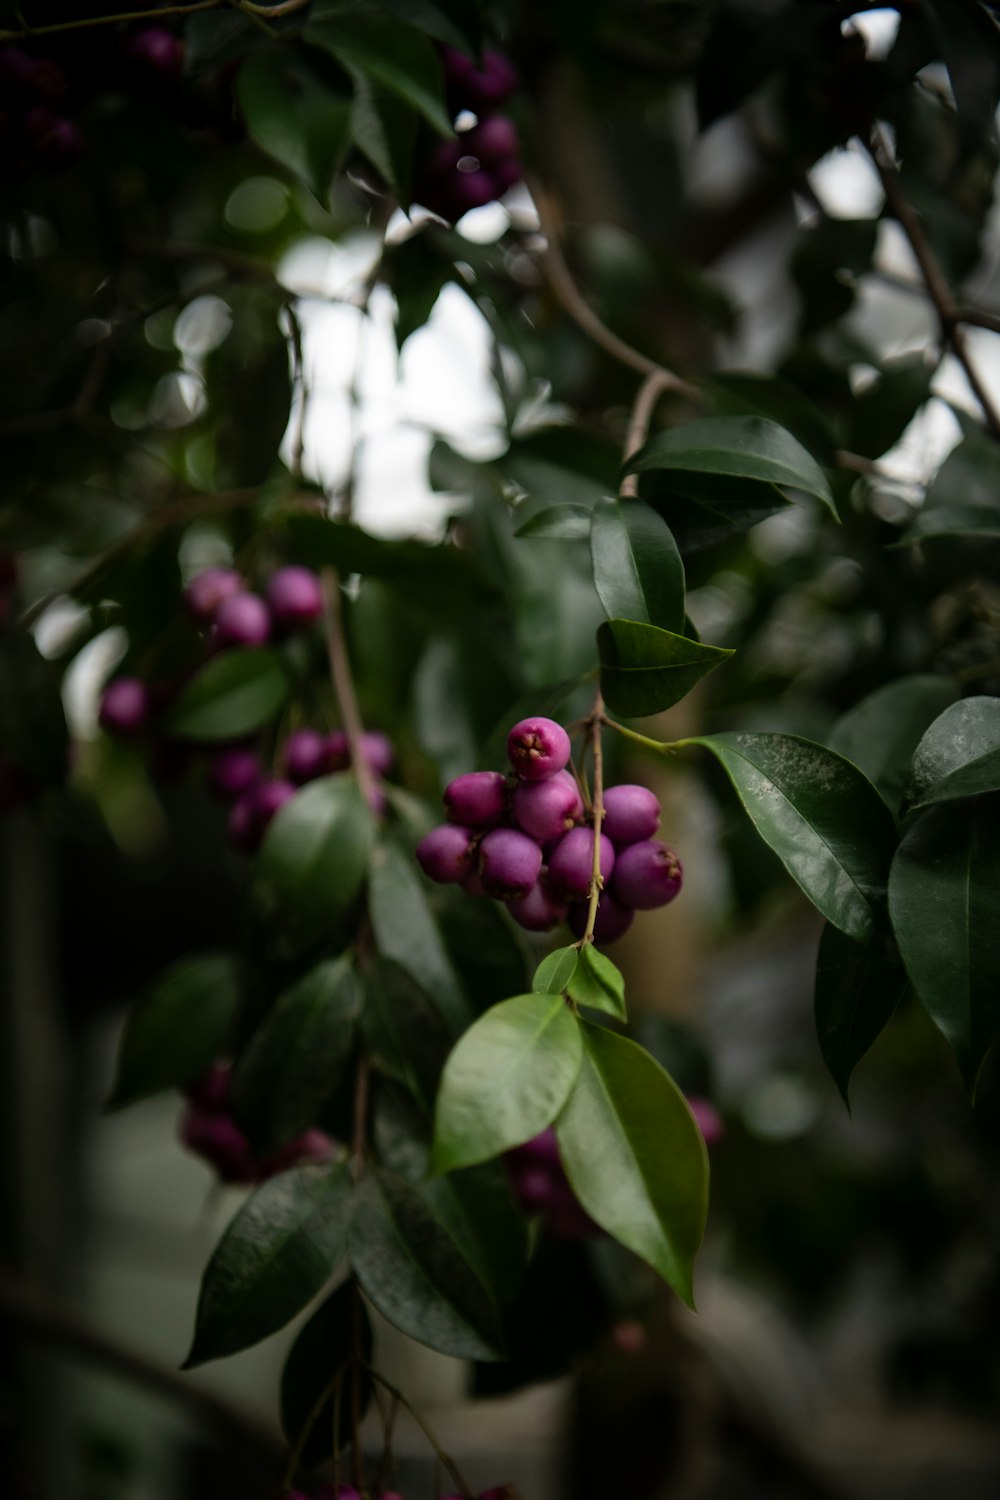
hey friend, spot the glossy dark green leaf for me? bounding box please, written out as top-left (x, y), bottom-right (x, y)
top-left (907, 697), bottom-right (1000, 809)
top-left (705, 371), bottom-right (838, 468)
top-left (814, 924), bottom-right (909, 1107)
top-left (515, 505), bottom-right (594, 540)
top-left (889, 799), bottom-right (1000, 1090)
top-left (597, 619), bottom-right (733, 718)
top-left (378, 0), bottom-right (483, 52)
top-left (421, 1161), bottom-right (528, 1307)
top-left (590, 497), bottom-right (686, 634)
top-left (253, 779), bottom-right (374, 959)
top-left (555, 1021), bottom-right (708, 1306)
top-left (280, 1281), bottom-right (372, 1467)
top-left (627, 416), bottom-right (836, 517)
top-left (435, 881), bottom-right (530, 1014)
top-left (567, 944), bottom-right (627, 1021)
top-left (349, 1170), bottom-right (505, 1360)
top-left (369, 839), bottom-right (470, 1035)
top-left (307, 4), bottom-right (452, 135)
top-left (185, 1164), bottom-right (351, 1367)
top-left (689, 732), bottom-right (898, 943)
top-left (109, 954), bottom-right (239, 1108)
top-left (162, 650), bottom-right (290, 743)
top-left (828, 675), bottom-right (959, 814)
top-left (639, 479), bottom-right (792, 553)
top-left (230, 957), bottom-right (360, 1152)
top-left (431, 993), bottom-right (583, 1174)
top-left (237, 51), bottom-right (351, 202)
top-left (347, 68), bottom-right (418, 197)
top-left (362, 958), bottom-right (453, 1112)
top-left (532, 946), bottom-right (579, 995)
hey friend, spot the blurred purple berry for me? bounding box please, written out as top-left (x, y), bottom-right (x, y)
top-left (512, 769), bottom-right (582, 842)
top-left (228, 778), bottom-right (295, 853)
top-left (257, 1127), bottom-right (335, 1180)
top-left (254, 777), bottom-right (296, 825)
top-left (602, 783), bottom-right (661, 846)
top-left (184, 1063), bottom-right (231, 1113)
top-left (212, 591), bottom-right (271, 648)
top-left (126, 26), bottom-right (184, 78)
top-left (99, 677), bottom-right (151, 736)
top-left (327, 729), bottom-right (350, 771)
top-left (360, 730), bottom-right (394, 776)
top-left (416, 824), bottom-right (475, 884)
top-left (465, 115), bottom-right (519, 163)
top-left (547, 826), bottom-right (615, 899)
top-left (612, 840), bottom-right (683, 909)
top-left (265, 566), bottom-right (324, 629)
top-left (491, 157), bottom-right (523, 193)
top-left (207, 746), bottom-right (262, 803)
top-left (687, 1096), bottom-right (724, 1147)
top-left (444, 769), bottom-right (507, 827)
top-left (507, 873), bottom-right (569, 932)
top-left (184, 567), bottom-right (242, 623)
top-left (180, 1106), bottom-right (256, 1183)
top-left (567, 891), bottom-right (634, 945)
top-left (478, 826), bottom-right (542, 899)
top-left (507, 716), bottom-right (571, 782)
top-left (441, 45), bottom-right (518, 111)
top-left (283, 728), bottom-right (332, 784)
top-left (23, 108), bottom-right (84, 168)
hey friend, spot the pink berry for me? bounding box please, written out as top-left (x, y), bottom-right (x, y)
top-left (283, 728), bottom-right (332, 784)
top-left (512, 769), bottom-right (582, 842)
top-left (507, 872), bottom-right (569, 932)
top-left (507, 716), bottom-right (572, 782)
top-left (184, 567), bottom-right (242, 623)
top-left (212, 591), bottom-right (271, 648)
top-left (567, 892), bottom-right (635, 945)
top-left (228, 778), bottom-right (295, 853)
top-left (126, 26), bottom-right (184, 78)
top-left (207, 746), bottom-right (262, 803)
top-left (612, 840), bottom-right (683, 910)
top-left (465, 115), bottom-right (519, 164)
top-left (441, 45), bottom-right (518, 110)
top-left (444, 770), bottom-right (507, 827)
top-left (23, 108), bottom-right (84, 168)
top-left (99, 677), bottom-right (151, 735)
top-left (360, 730), bottom-right (394, 776)
top-left (478, 826), bottom-right (542, 899)
top-left (179, 1107), bottom-right (256, 1183)
top-left (265, 566), bottom-right (324, 629)
top-left (602, 783), bottom-right (661, 846)
top-left (547, 826), bottom-right (615, 899)
top-left (687, 1096), bottom-right (724, 1147)
top-left (416, 824), bottom-right (475, 884)
top-left (254, 777), bottom-right (296, 825)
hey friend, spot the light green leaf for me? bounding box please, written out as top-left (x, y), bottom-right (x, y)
top-left (597, 618), bottom-right (733, 718)
top-left (368, 839), bottom-right (470, 1035)
top-left (567, 944), bottom-right (627, 1021)
top-left (532, 946), bottom-right (579, 995)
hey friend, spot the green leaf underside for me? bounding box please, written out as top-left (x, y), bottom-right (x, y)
top-left (590, 496), bottom-right (686, 635)
top-left (555, 1021), bottom-right (708, 1306)
top-left (532, 946), bottom-right (579, 995)
top-left (109, 953), bottom-right (239, 1108)
top-left (252, 778), bottom-right (374, 959)
top-left (368, 839), bottom-right (470, 1035)
top-left (280, 1281), bottom-right (372, 1467)
top-left (598, 619), bottom-right (733, 718)
top-left (828, 675), bottom-right (960, 814)
top-left (814, 924), bottom-right (909, 1107)
top-left (515, 505), bottom-right (593, 540)
top-left (689, 732), bottom-right (897, 943)
top-left (431, 993), bottom-right (583, 1174)
top-left (889, 799), bottom-right (1000, 1091)
top-left (627, 415), bottom-right (836, 517)
top-left (349, 1171), bottom-right (505, 1360)
top-left (230, 957), bottom-right (360, 1153)
top-left (567, 945), bottom-right (628, 1020)
top-left (907, 697), bottom-right (1000, 809)
top-left (185, 1164), bottom-right (351, 1367)
top-left (163, 650), bottom-right (290, 742)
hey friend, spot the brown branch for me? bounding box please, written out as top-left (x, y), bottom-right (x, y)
top-left (320, 570), bottom-right (380, 812)
top-left (1, 2), bottom-right (218, 40)
top-left (620, 370), bottom-right (679, 495)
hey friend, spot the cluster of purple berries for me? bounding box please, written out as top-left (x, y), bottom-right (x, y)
top-left (416, 716), bottom-right (683, 945)
top-left (414, 45), bottom-right (521, 221)
top-left (180, 1063), bottom-right (333, 1185)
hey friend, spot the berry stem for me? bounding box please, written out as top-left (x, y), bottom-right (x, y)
top-left (600, 716), bottom-right (679, 755)
top-left (320, 569), bottom-right (381, 812)
top-left (366, 1368), bottom-right (474, 1497)
top-left (577, 686), bottom-right (607, 948)
top-left (279, 1363), bottom-right (346, 1492)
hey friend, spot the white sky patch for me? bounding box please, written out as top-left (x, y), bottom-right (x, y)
top-left (808, 141), bottom-right (885, 219)
top-left (844, 8), bottom-right (901, 59)
top-left (63, 627), bottom-right (126, 741)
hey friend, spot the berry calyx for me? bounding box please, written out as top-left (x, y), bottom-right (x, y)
top-left (506, 716), bottom-right (572, 782)
top-left (612, 839), bottom-right (683, 909)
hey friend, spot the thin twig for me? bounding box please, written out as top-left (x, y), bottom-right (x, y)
top-left (577, 688), bottom-right (607, 948)
top-left (526, 173), bottom-right (701, 400)
top-left (620, 371), bottom-right (678, 494)
top-left (366, 1368), bottom-right (474, 1498)
top-left (320, 570), bottom-right (380, 811)
top-left (1, 2), bottom-right (218, 40)
top-left (600, 715), bottom-right (676, 756)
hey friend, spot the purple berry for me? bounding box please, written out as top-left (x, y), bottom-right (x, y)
top-left (326, 730), bottom-right (350, 771)
top-left (478, 826), bottom-right (542, 899)
top-left (687, 1096), bottom-right (724, 1147)
top-left (126, 26), bottom-right (184, 78)
top-left (184, 1063), bottom-right (230, 1113)
top-left (416, 824), bottom-right (475, 884)
top-left (602, 783), bottom-right (661, 846)
top-left (228, 778), bottom-right (295, 853)
top-left (207, 746), bottom-right (262, 803)
top-left (23, 109), bottom-right (84, 168)
top-left (491, 157), bottom-right (523, 193)
top-left (283, 728), bottom-right (332, 784)
top-left (567, 892), bottom-right (635, 945)
top-left (179, 1106), bottom-right (256, 1183)
top-left (360, 730), bottom-right (394, 777)
top-left (612, 839), bottom-right (683, 910)
top-left (547, 826), bottom-right (615, 899)
top-left (254, 777), bottom-right (296, 825)
top-left (451, 167), bottom-right (500, 213)
top-left (265, 566), bottom-right (324, 629)
top-left (212, 591), bottom-right (271, 648)
top-left (507, 873), bottom-right (569, 932)
top-left (257, 1127), bottom-right (335, 1180)
top-left (444, 770), bottom-right (507, 827)
top-left (184, 567), bottom-right (242, 623)
top-left (441, 45), bottom-right (518, 110)
top-left (507, 716), bottom-right (572, 782)
top-left (99, 677), bottom-right (151, 736)
top-left (465, 115), bottom-right (519, 164)
top-left (512, 769), bottom-right (582, 842)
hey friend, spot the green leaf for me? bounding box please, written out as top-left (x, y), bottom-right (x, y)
top-left (814, 924), bottom-right (909, 1107)
top-left (230, 957), bottom-right (360, 1153)
top-left (253, 779), bottom-right (374, 959)
top-left (109, 954), bottom-right (239, 1108)
top-left (377, 0), bottom-right (483, 53)
top-left (368, 839), bottom-right (470, 1035)
top-left (847, 353), bottom-right (934, 462)
top-left (920, 0), bottom-right (1000, 150)
top-left (431, 993), bottom-right (583, 1174)
top-left (347, 68), bottom-right (418, 198)
top-left (515, 505), bottom-right (593, 540)
top-left (907, 697), bottom-right (1000, 809)
top-left (889, 799), bottom-right (1000, 1090)
top-left (184, 1164), bottom-right (351, 1368)
top-left (899, 425), bottom-right (1000, 543)
top-left (532, 946), bottom-right (579, 995)
top-left (627, 416), bottom-right (836, 518)
top-left (420, 1162), bottom-right (528, 1307)
top-left (280, 1281), bottom-right (372, 1467)
top-left (349, 1170), bottom-right (505, 1360)
top-left (689, 732), bottom-right (898, 943)
top-left (590, 497), bottom-right (686, 634)
top-left (827, 675), bottom-right (960, 814)
top-left (705, 371), bottom-right (838, 468)
top-left (567, 945), bottom-right (627, 1021)
top-left (362, 958), bottom-right (453, 1113)
top-left (306, 5), bottom-right (452, 135)
top-left (597, 619), bottom-right (733, 718)
top-left (162, 649), bottom-right (290, 743)
top-left (204, 287), bottom-right (292, 488)
top-left (555, 1021), bottom-right (708, 1306)
top-left (237, 51), bottom-right (352, 203)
